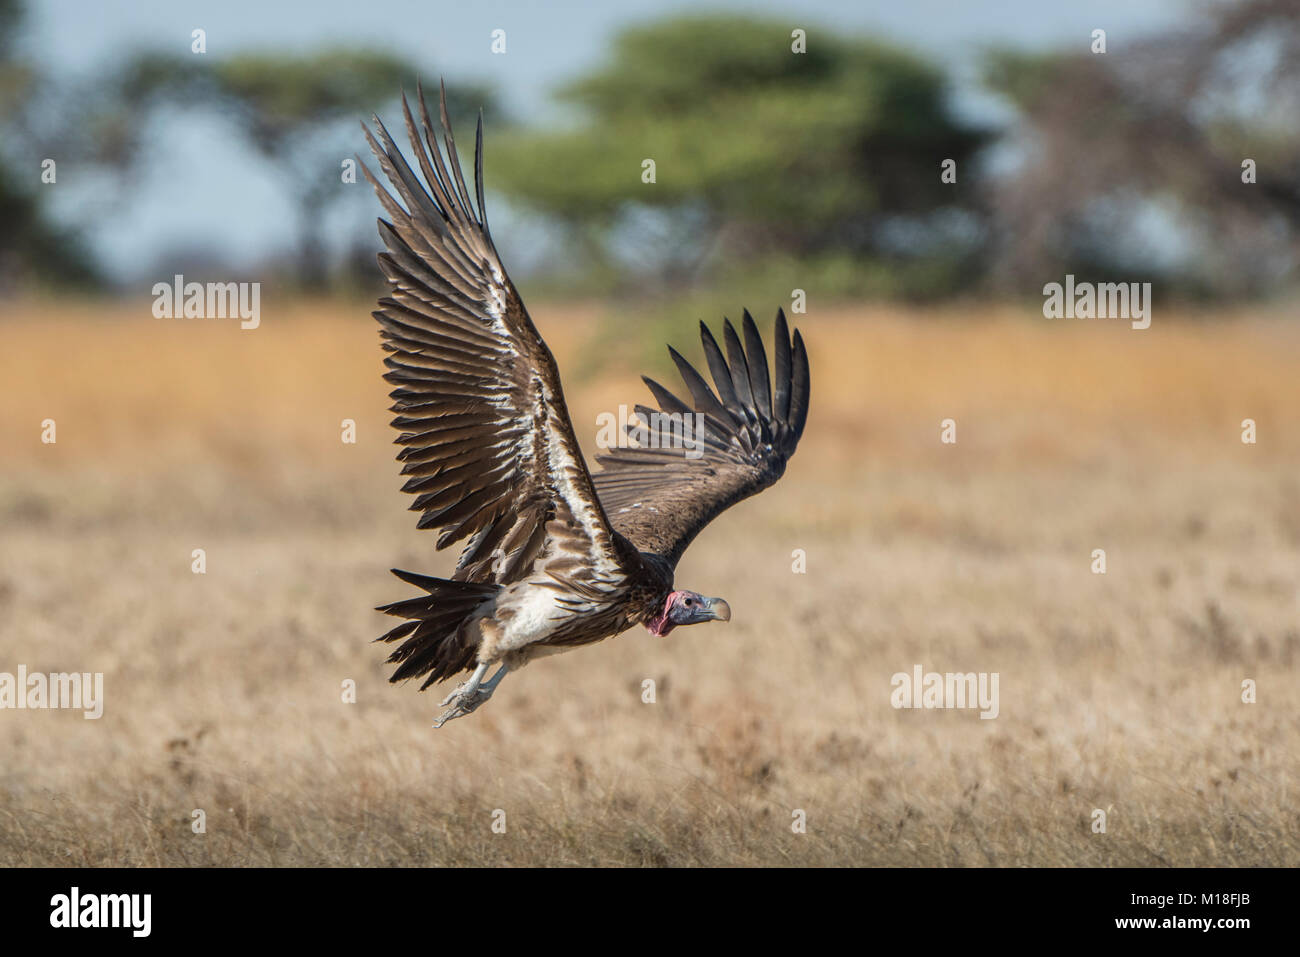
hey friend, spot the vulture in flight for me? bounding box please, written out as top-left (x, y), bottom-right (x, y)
top-left (360, 84), bottom-right (810, 727)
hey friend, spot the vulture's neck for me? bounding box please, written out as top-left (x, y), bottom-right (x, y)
top-left (632, 550), bottom-right (675, 623)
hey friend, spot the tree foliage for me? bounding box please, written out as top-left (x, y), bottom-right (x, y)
top-left (488, 15), bottom-right (986, 289)
top-left (0, 0), bottom-right (99, 291)
top-left (105, 49), bottom-right (490, 287)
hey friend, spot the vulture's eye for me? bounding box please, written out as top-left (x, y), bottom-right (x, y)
top-left (683, 598), bottom-right (694, 607)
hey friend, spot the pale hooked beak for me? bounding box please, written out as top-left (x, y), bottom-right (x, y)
top-left (705, 597), bottom-right (731, 622)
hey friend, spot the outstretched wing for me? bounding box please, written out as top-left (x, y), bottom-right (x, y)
top-left (593, 309), bottom-right (810, 566)
top-left (361, 83), bottom-right (620, 585)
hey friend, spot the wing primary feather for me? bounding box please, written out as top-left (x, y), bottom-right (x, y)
top-left (437, 79), bottom-right (480, 230)
top-left (399, 93), bottom-right (454, 231)
top-left (367, 113), bottom-right (444, 234)
top-left (475, 110), bottom-right (491, 240)
top-left (667, 346), bottom-right (730, 423)
top-left (773, 308), bottom-right (792, 424)
top-left (741, 309), bottom-right (773, 421)
top-left (698, 321), bottom-right (744, 422)
top-left (789, 328), bottom-right (811, 440)
top-left (722, 318), bottom-right (756, 424)
top-left (414, 83), bottom-right (475, 234)
top-left (640, 376), bottom-right (693, 415)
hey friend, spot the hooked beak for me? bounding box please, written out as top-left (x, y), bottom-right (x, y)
top-left (704, 597), bottom-right (731, 622)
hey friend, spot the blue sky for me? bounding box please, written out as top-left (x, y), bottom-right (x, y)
top-left (25, 0), bottom-right (1194, 282)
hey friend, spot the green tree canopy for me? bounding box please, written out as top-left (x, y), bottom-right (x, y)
top-left (488, 15), bottom-right (986, 290)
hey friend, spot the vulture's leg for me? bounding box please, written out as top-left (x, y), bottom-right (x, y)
top-left (480, 664), bottom-right (509, 695)
top-left (432, 662), bottom-right (488, 728)
top-left (432, 663), bottom-right (509, 728)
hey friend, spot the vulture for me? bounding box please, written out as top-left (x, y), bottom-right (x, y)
top-left (360, 84), bottom-right (810, 727)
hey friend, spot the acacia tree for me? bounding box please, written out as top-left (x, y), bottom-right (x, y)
top-left (486, 15), bottom-right (987, 294)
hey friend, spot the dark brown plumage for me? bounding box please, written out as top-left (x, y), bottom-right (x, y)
top-left (594, 309), bottom-right (810, 566)
top-left (361, 83), bottom-right (810, 726)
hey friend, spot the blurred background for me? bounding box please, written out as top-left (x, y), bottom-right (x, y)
top-left (1, 0), bottom-right (1298, 866)
top-left (3, 0), bottom-right (1299, 303)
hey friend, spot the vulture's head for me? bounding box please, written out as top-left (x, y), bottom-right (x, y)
top-left (644, 589), bottom-right (731, 637)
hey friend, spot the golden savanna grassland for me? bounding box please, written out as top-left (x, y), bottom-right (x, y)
top-left (1, 296), bottom-right (1298, 865)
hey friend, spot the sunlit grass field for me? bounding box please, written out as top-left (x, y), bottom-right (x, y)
top-left (1, 296), bottom-right (1298, 865)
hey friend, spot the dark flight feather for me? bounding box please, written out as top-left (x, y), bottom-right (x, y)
top-left (594, 311), bottom-right (810, 566)
top-left (360, 81), bottom-right (619, 589)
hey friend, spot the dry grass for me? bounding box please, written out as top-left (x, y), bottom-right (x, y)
top-left (1, 296), bottom-right (1298, 866)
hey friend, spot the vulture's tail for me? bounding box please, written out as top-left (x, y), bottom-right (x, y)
top-left (375, 569), bottom-right (499, 690)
